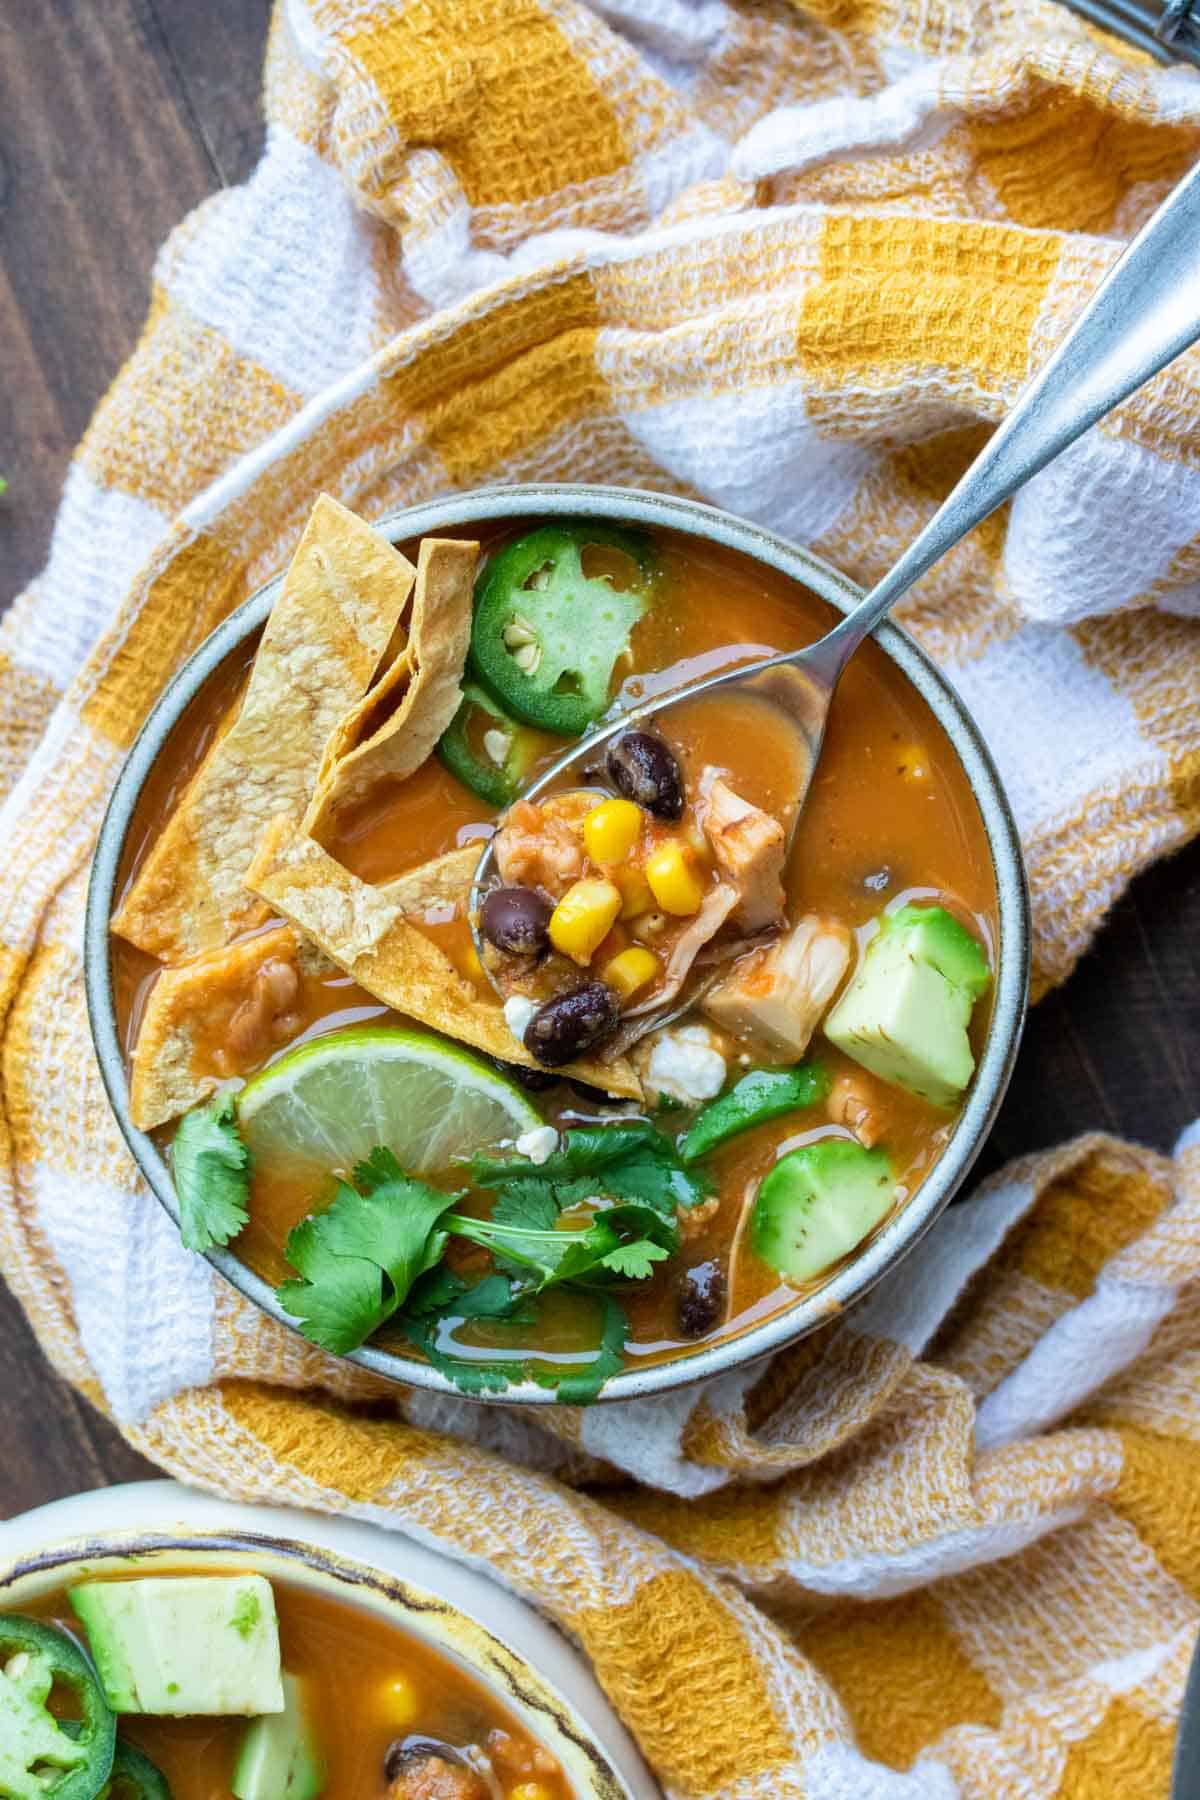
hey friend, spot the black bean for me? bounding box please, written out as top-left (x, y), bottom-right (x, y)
top-left (384, 1737), bottom-right (466, 1781)
top-left (480, 885), bottom-right (553, 957)
top-left (606, 730), bottom-right (684, 820)
top-left (525, 982), bottom-right (619, 1066)
top-left (492, 1055), bottom-right (559, 1093)
top-left (676, 1260), bottom-right (727, 1339)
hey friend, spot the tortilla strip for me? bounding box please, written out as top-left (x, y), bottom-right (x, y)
top-left (304, 536), bottom-right (478, 840)
top-left (129, 926), bottom-right (338, 1130)
top-left (245, 819), bottom-right (642, 1100)
top-left (111, 496), bottom-right (417, 963)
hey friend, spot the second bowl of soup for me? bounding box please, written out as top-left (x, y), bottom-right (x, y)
top-left (0, 1479), bottom-right (650, 1798)
top-left (87, 485), bottom-right (1028, 1401)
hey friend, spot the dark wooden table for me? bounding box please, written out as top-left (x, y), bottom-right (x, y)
top-left (1, 0), bottom-right (1197, 1519)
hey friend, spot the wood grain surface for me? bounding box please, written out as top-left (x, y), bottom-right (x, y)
top-left (0, 0), bottom-right (1197, 1520)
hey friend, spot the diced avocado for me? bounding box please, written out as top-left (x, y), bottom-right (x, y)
top-left (233, 1672), bottom-right (325, 1800)
top-left (887, 904), bottom-right (990, 998)
top-left (751, 1139), bottom-right (895, 1282)
top-left (70, 1576), bottom-right (284, 1718)
top-left (824, 904), bottom-right (991, 1108)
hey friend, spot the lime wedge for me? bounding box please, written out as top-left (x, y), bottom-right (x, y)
top-left (237, 1028), bottom-right (541, 1182)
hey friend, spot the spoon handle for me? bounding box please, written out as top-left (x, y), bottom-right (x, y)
top-left (809, 154), bottom-right (1200, 681)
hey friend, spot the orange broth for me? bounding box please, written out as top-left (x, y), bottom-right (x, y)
top-left (111, 523), bottom-right (997, 1374)
top-left (23, 1571), bottom-right (570, 1799)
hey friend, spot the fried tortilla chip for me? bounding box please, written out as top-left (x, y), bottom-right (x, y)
top-left (128, 926), bottom-right (339, 1130)
top-left (305, 537), bottom-right (478, 840)
top-left (111, 496), bottom-right (417, 963)
top-left (245, 819), bottom-right (642, 1100)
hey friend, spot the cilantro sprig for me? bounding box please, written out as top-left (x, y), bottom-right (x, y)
top-left (471, 1121), bottom-right (712, 1214)
top-left (277, 1148), bottom-right (460, 1355)
top-left (284, 1122), bottom-right (705, 1400)
top-left (172, 1095), bottom-right (252, 1251)
top-left (172, 1104), bottom-right (707, 1403)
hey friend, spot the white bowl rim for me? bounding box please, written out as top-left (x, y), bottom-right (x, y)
top-left (85, 482), bottom-right (1030, 1403)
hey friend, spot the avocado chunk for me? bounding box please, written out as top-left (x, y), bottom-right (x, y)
top-left (751, 1139), bottom-right (895, 1282)
top-left (824, 904), bottom-right (990, 1108)
top-left (233, 1672), bottom-right (325, 1800)
top-left (70, 1576), bottom-right (284, 1717)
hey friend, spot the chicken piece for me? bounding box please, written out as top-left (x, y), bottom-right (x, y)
top-left (827, 1068), bottom-right (887, 1148)
top-left (493, 795), bottom-right (589, 897)
top-left (624, 883), bottom-right (738, 1019)
top-left (385, 1741), bottom-right (488, 1800)
top-left (698, 771), bottom-right (786, 933)
top-left (702, 914), bottom-right (851, 1057)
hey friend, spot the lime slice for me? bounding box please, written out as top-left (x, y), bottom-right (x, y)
top-left (237, 1028), bottom-right (541, 1182)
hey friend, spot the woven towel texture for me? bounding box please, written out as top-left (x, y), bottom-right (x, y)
top-left (1, 2), bottom-right (1200, 1795)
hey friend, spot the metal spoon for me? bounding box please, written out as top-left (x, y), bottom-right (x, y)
top-left (471, 157), bottom-right (1200, 983)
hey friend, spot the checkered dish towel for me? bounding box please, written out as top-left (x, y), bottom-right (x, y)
top-left (2, 2), bottom-right (1200, 1794)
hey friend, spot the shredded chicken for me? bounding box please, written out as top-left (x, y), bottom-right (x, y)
top-left (698, 770), bottom-right (786, 933)
top-left (624, 884), bottom-right (738, 1018)
top-left (493, 794), bottom-right (591, 896)
top-left (702, 914), bottom-right (851, 1057)
top-left (827, 1068), bottom-right (887, 1148)
top-left (601, 885), bottom-right (741, 1060)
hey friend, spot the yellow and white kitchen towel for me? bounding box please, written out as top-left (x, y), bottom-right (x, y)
top-left (1, 2), bottom-right (1200, 1795)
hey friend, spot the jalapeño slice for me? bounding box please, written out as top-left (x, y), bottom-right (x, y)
top-left (679, 1064), bottom-right (831, 1163)
top-left (0, 1614), bottom-right (116, 1800)
top-left (106, 1742), bottom-right (172, 1800)
top-left (469, 523), bottom-right (656, 735)
top-left (436, 682), bottom-right (543, 807)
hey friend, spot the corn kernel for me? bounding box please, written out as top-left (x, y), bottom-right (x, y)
top-left (602, 945), bottom-right (660, 1002)
top-left (612, 865), bottom-right (654, 920)
top-left (548, 878), bottom-right (623, 965)
top-left (583, 796), bottom-right (642, 864)
top-left (510, 1786), bottom-right (556, 1800)
top-left (645, 841), bottom-right (704, 916)
top-left (377, 1672), bottom-right (421, 1728)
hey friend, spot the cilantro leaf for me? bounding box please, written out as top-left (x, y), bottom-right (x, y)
top-left (598, 1239), bottom-right (670, 1280)
top-left (454, 1273), bottom-right (533, 1321)
top-left (403, 1318), bottom-right (517, 1396)
top-left (490, 1183), bottom-right (560, 1232)
top-left (278, 1219), bottom-right (391, 1355)
top-left (399, 1276), bottom-right (532, 1395)
top-left (405, 1263), bottom-right (468, 1318)
top-left (547, 1295), bottom-right (629, 1404)
top-left (276, 1167), bottom-right (460, 1354)
top-left (471, 1120), bottom-right (711, 1214)
top-left (172, 1096), bottom-right (252, 1252)
top-left (403, 1283), bottom-right (629, 1403)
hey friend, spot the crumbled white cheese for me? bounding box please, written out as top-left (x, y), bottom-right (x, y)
top-left (504, 995), bottom-right (537, 1040)
top-left (483, 728), bottom-right (512, 768)
top-left (515, 1125), bottom-right (558, 1164)
top-left (647, 1025), bottom-right (727, 1105)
